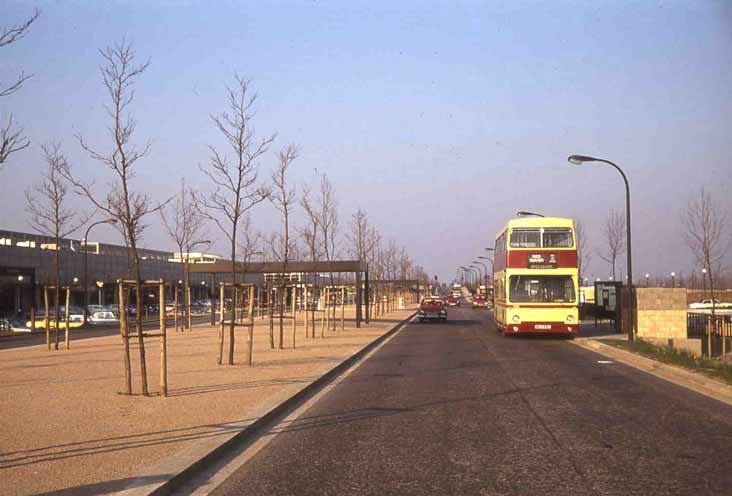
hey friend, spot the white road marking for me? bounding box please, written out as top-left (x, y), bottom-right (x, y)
top-left (597, 360), bottom-right (614, 364)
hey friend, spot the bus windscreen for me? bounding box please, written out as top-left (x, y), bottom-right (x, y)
top-left (509, 275), bottom-right (576, 303)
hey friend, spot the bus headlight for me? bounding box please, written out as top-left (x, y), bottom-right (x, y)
top-left (512, 315), bottom-right (520, 323)
top-left (566, 315), bottom-right (575, 323)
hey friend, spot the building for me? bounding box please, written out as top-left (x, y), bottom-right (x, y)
top-left (0, 229), bottom-right (217, 319)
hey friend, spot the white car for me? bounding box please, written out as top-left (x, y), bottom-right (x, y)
top-left (89, 311), bottom-right (119, 324)
top-left (688, 299), bottom-right (732, 310)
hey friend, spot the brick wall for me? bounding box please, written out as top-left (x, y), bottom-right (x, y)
top-left (635, 288), bottom-right (687, 339)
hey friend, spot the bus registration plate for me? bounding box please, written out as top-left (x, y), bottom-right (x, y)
top-left (534, 324), bottom-right (551, 330)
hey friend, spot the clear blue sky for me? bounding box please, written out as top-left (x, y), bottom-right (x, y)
top-left (1, 0), bottom-right (731, 283)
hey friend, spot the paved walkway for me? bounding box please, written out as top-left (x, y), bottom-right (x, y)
top-left (0, 306), bottom-right (415, 496)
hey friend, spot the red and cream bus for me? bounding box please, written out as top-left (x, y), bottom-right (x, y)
top-left (493, 217), bottom-right (578, 337)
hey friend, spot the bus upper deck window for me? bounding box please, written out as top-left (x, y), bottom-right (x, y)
top-left (543, 229), bottom-right (573, 248)
top-left (510, 229), bottom-right (540, 248)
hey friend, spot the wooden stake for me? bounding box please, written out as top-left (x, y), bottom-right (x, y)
top-left (118, 283), bottom-right (132, 395)
top-left (341, 287), bottom-right (345, 331)
top-left (291, 285), bottom-right (297, 349)
top-left (64, 287), bottom-right (71, 349)
top-left (159, 282), bottom-right (167, 397)
top-left (248, 285), bottom-right (255, 366)
top-left (174, 286), bottom-right (179, 332)
top-left (217, 283), bottom-right (225, 365)
top-left (44, 286), bottom-right (50, 349)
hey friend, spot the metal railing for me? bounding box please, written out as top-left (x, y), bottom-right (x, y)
top-left (688, 312), bottom-right (732, 356)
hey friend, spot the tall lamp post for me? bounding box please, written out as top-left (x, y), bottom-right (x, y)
top-left (83, 218), bottom-right (118, 324)
top-left (670, 272), bottom-right (676, 288)
top-left (470, 264), bottom-right (484, 291)
top-left (473, 260), bottom-right (489, 294)
top-left (568, 154), bottom-right (634, 341)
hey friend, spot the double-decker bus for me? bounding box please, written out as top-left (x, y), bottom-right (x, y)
top-left (493, 217), bottom-right (578, 337)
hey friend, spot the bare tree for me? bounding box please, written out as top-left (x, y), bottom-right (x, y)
top-left (238, 213), bottom-right (263, 271)
top-left (575, 219), bottom-right (592, 282)
top-left (347, 208), bottom-right (379, 266)
top-left (317, 174), bottom-right (339, 331)
top-left (61, 40), bottom-right (165, 396)
top-left (683, 188), bottom-right (730, 317)
top-left (318, 174), bottom-right (339, 265)
top-left (195, 75), bottom-right (272, 365)
top-left (160, 178), bottom-right (207, 329)
top-left (598, 209), bottom-right (625, 281)
top-left (25, 142), bottom-right (90, 349)
top-left (299, 185), bottom-right (321, 263)
top-left (268, 144), bottom-right (299, 348)
top-left (0, 8), bottom-right (40, 170)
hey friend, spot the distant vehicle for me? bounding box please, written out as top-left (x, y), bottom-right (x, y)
top-left (493, 216), bottom-right (578, 337)
top-left (418, 297), bottom-right (447, 322)
top-left (689, 299), bottom-right (732, 310)
top-left (446, 296), bottom-right (460, 307)
top-left (89, 311), bottom-right (119, 324)
top-left (472, 295), bottom-right (489, 308)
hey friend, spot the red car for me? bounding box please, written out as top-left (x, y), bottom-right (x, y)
top-left (446, 296), bottom-right (460, 307)
top-left (418, 297), bottom-right (447, 322)
top-left (472, 295), bottom-right (489, 308)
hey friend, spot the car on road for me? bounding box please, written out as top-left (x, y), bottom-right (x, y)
top-left (446, 296), bottom-right (460, 307)
top-left (418, 297), bottom-right (447, 322)
top-left (472, 295), bottom-right (489, 308)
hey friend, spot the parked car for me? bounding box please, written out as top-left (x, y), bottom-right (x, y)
top-left (89, 311), bottom-right (119, 325)
top-left (418, 297), bottom-right (448, 322)
top-left (688, 299), bottom-right (732, 310)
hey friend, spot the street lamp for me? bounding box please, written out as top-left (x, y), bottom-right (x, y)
top-left (83, 218), bottom-right (118, 324)
top-left (671, 272), bottom-right (676, 288)
top-left (473, 259), bottom-right (489, 291)
top-left (702, 268), bottom-right (707, 297)
top-left (645, 273), bottom-right (650, 287)
top-left (569, 154), bottom-right (634, 340)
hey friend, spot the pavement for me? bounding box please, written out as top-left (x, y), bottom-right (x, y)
top-left (197, 307), bottom-right (732, 496)
top-left (0, 306), bottom-right (416, 496)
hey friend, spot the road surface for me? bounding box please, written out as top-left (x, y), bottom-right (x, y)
top-left (206, 306), bottom-right (732, 495)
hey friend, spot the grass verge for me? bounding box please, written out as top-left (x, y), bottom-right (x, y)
top-left (603, 338), bottom-right (732, 387)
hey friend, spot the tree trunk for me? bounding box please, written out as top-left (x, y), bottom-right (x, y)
top-left (130, 239), bottom-right (149, 396)
top-left (228, 253), bottom-right (236, 365)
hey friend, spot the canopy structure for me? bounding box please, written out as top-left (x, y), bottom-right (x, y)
top-left (188, 259), bottom-right (370, 327)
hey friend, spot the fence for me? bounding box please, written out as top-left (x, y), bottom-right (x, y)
top-left (687, 312), bottom-right (732, 357)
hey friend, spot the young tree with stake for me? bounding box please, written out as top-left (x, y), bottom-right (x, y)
top-left (268, 145), bottom-right (299, 349)
top-left (25, 143), bottom-right (90, 350)
top-left (61, 40), bottom-right (166, 396)
top-left (195, 75), bottom-right (272, 365)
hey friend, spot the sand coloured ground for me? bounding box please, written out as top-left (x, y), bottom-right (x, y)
top-left (0, 306), bottom-right (415, 496)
